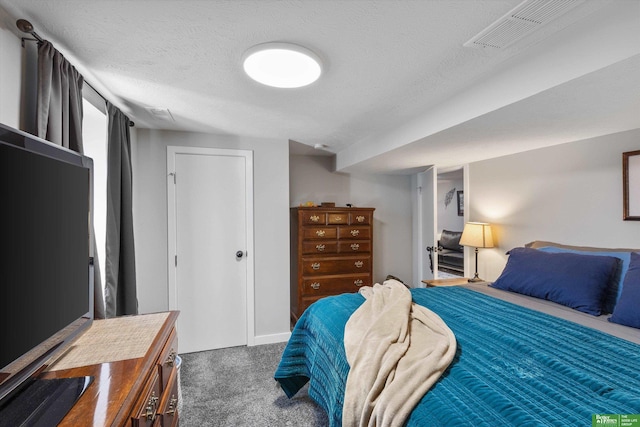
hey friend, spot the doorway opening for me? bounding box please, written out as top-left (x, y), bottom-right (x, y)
top-left (435, 167), bottom-right (465, 278)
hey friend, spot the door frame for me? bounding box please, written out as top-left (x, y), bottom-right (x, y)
top-left (461, 163), bottom-right (470, 279)
top-left (415, 167), bottom-right (437, 284)
top-left (166, 146), bottom-right (255, 346)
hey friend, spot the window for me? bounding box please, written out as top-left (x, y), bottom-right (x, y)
top-left (82, 97), bottom-right (107, 294)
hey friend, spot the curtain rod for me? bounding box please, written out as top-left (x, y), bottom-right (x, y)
top-left (16, 19), bottom-right (44, 43)
top-left (16, 19), bottom-right (135, 127)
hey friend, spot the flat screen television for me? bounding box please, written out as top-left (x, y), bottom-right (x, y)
top-left (0, 123), bottom-right (94, 421)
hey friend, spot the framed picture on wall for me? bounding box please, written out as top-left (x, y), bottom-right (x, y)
top-left (623, 150), bottom-right (640, 220)
top-left (457, 191), bottom-right (464, 216)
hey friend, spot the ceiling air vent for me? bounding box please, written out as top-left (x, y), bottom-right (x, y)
top-left (146, 107), bottom-right (175, 121)
top-left (464, 0), bottom-right (585, 49)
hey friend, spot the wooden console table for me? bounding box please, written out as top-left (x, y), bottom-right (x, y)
top-left (42, 311), bottom-right (180, 427)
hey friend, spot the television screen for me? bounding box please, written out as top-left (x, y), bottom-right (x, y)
top-left (0, 124), bottom-right (93, 404)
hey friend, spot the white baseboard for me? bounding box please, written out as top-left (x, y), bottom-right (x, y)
top-left (251, 331), bottom-right (291, 346)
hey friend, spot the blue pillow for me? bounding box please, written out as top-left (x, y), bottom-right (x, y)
top-left (491, 247), bottom-right (618, 315)
top-left (537, 246), bottom-right (630, 313)
top-left (609, 252), bottom-right (640, 328)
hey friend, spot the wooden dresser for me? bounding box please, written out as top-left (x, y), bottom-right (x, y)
top-left (42, 311), bottom-right (180, 427)
top-left (290, 206), bottom-right (375, 322)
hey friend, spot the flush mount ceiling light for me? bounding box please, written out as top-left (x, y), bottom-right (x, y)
top-left (242, 42), bottom-right (322, 88)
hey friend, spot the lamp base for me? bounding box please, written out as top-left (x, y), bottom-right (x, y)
top-left (469, 247), bottom-right (483, 283)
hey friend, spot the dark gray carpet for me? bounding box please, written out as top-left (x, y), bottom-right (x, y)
top-left (179, 342), bottom-right (329, 427)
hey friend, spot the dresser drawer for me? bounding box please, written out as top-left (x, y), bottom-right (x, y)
top-left (158, 367), bottom-right (180, 427)
top-left (302, 241), bottom-right (338, 255)
top-left (302, 227), bottom-right (338, 240)
top-left (302, 212), bottom-right (326, 225)
top-left (338, 226), bottom-right (370, 239)
top-left (157, 328), bottom-right (178, 392)
top-left (302, 257), bottom-right (371, 275)
top-left (302, 274), bottom-right (371, 296)
top-left (328, 213), bottom-right (348, 224)
top-left (131, 368), bottom-right (162, 427)
top-left (350, 212), bottom-right (372, 225)
top-left (338, 240), bottom-right (370, 254)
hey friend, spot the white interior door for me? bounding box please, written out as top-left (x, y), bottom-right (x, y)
top-left (167, 146), bottom-right (254, 353)
top-left (417, 167), bottom-right (437, 281)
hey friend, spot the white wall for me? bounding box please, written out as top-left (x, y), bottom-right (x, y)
top-left (134, 129), bottom-right (290, 344)
top-left (290, 155), bottom-right (413, 285)
top-left (468, 129), bottom-right (640, 282)
top-left (0, 9), bottom-right (21, 128)
top-left (437, 176), bottom-right (464, 235)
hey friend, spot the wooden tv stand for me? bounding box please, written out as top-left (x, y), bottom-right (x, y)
top-left (41, 311), bottom-right (180, 427)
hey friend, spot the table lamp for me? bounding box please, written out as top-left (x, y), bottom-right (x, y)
top-left (459, 222), bottom-right (494, 282)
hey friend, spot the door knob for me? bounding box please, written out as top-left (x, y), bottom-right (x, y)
top-left (236, 250), bottom-right (244, 259)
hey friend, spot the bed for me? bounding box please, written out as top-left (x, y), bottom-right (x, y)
top-left (275, 242), bottom-right (640, 426)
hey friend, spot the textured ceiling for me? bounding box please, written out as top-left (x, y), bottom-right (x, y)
top-left (0, 0), bottom-right (638, 173)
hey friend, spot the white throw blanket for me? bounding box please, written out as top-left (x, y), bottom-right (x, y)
top-left (342, 279), bottom-right (457, 427)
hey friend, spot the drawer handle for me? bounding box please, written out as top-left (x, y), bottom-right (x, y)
top-left (166, 394), bottom-right (178, 416)
top-left (356, 215), bottom-right (365, 223)
top-left (145, 405), bottom-right (155, 421)
top-left (355, 261), bottom-right (364, 268)
top-left (350, 243), bottom-right (360, 251)
top-left (316, 230), bottom-right (326, 237)
top-left (350, 229), bottom-right (360, 236)
top-left (316, 244), bottom-right (325, 252)
top-left (354, 279), bottom-right (364, 287)
top-left (310, 215), bottom-right (320, 223)
top-left (311, 262), bottom-right (321, 270)
top-left (165, 349), bottom-right (177, 366)
top-left (310, 282), bottom-right (320, 290)
top-left (145, 391), bottom-right (159, 421)
top-left (334, 216), bottom-right (343, 221)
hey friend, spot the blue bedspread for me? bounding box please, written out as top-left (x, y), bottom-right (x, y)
top-left (274, 287), bottom-right (640, 426)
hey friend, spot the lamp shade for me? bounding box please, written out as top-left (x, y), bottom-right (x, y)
top-left (459, 222), bottom-right (494, 248)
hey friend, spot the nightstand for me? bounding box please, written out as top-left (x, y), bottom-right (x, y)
top-left (422, 277), bottom-right (485, 287)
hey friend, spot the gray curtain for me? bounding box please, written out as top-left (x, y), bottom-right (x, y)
top-left (36, 40), bottom-right (106, 319)
top-left (105, 102), bottom-right (138, 317)
top-left (37, 41), bottom-right (83, 151)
